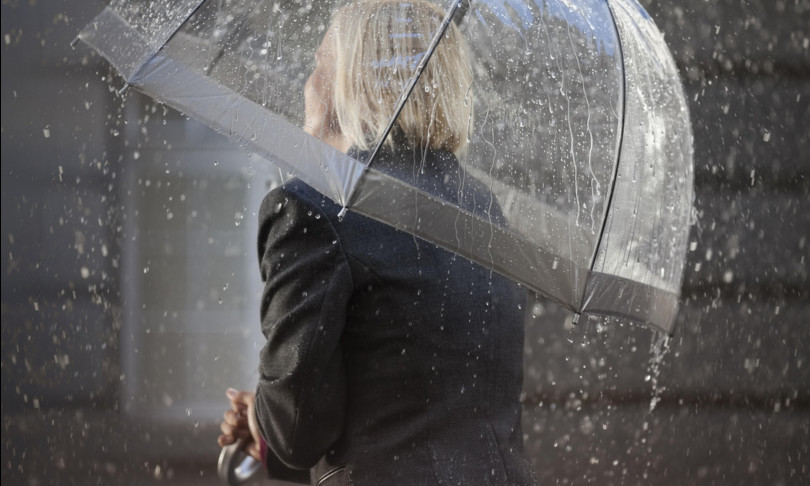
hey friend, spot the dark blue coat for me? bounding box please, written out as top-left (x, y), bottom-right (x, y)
top-left (254, 148), bottom-right (535, 485)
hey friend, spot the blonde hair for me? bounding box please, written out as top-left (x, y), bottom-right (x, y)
top-left (330, 0), bottom-right (473, 156)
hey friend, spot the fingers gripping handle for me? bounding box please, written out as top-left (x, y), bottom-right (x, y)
top-left (218, 438), bottom-right (262, 485)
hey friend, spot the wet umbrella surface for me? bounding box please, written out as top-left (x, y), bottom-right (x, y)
top-left (78, 0), bottom-right (693, 332)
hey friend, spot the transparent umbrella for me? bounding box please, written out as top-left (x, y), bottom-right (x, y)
top-left (76, 0), bottom-right (693, 333)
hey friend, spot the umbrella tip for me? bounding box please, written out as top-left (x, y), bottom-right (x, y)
top-left (70, 37), bottom-right (80, 49)
top-left (572, 313), bottom-right (581, 325)
top-left (337, 206), bottom-right (348, 221)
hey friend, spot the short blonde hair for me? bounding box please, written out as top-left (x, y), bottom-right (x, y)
top-left (330, 0), bottom-right (473, 156)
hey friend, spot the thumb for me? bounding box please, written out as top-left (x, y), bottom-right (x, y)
top-left (226, 388), bottom-right (255, 413)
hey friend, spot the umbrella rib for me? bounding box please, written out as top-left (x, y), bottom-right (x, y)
top-left (203, 0), bottom-right (266, 76)
top-left (585, 0), bottom-right (628, 279)
top-left (337, 0), bottom-right (468, 219)
top-left (119, 0), bottom-right (209, 87)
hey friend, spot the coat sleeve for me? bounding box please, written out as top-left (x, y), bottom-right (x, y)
top-left (253, 185), bottom-right (352, 470)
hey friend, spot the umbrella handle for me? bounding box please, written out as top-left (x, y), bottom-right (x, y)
top-left (218, 438), bottom-right (263, 485)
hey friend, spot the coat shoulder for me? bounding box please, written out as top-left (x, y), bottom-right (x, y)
top-left (259, 179), bottom-right (340, 221)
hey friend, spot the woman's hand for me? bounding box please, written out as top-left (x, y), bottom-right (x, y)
top-left (217, 388), bottom-right (263, 461)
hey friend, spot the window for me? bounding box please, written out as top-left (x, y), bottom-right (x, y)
top-left (120, 99), bottom-right (280, 423)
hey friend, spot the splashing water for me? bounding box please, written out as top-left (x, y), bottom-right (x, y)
top-left (646, 331), bottom-right (671, 412)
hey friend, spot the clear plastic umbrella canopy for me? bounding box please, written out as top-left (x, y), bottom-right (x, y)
top-left (78, 0), bottom-right (693, 333)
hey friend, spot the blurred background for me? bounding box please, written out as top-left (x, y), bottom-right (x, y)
top-left (2, 0), bottom-right (808, 485)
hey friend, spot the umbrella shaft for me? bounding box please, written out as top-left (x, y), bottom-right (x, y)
top-left (339, 0), bottom-right (466, 215)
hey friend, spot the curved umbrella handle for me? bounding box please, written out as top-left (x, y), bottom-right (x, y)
top-left (217, 438), bottom-right (263, 485)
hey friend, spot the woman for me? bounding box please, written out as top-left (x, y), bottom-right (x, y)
top-left (219, 1), bottom-right (535, 484)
